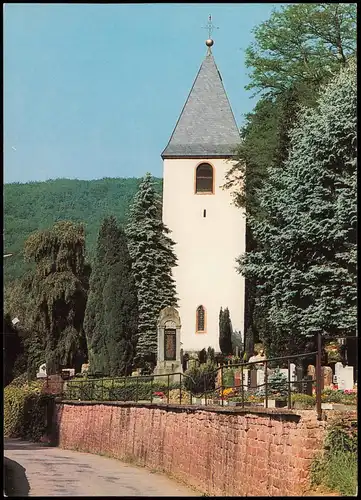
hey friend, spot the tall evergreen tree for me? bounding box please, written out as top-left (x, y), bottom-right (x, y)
top-left (22, 221), bottom-right (90, 375)
top-left (239, 63), bottom-right (357, 356)
top-left (219, 307), bottom-right (233, 355)
top-left (84, 216), bottom-right (138, 376)
top-left (225, 3), bottom-right (356, 352)
top-left (126, 173), bottom-right (177, 368)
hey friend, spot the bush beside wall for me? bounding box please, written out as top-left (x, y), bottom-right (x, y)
top-left (4, 381), bottom-right (55, 442)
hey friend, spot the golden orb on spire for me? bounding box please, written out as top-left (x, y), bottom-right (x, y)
top-left (206, 38), bottom-right (214, 47)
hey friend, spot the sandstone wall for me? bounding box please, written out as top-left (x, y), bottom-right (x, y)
top-left (53, 403), bottom-right (327, 496)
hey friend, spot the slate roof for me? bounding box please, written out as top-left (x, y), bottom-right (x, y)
top-left (162, 50), bottom-right (240, 159)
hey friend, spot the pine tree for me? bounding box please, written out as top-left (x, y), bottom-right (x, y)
top-left (219, 307), bottom-right (233, 355)
top-left (126, 173), bottom-right (177, 367)
top-left (84, 216), bottom-right (138, 375)
top-left (239, 63), bottom-right (357, 356)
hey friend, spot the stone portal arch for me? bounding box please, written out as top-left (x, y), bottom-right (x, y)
top-left (154, 307), bottom-right (182, 378)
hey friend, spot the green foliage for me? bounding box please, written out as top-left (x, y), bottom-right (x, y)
top-left (219, 307), bottom-right (233, 355)
top-left (3, 314), bottom-right (24, 386)
top-left (225, 4), bottom-right (356, 353)
top-left (239, 63), bottom-right (357, 355)
top-left (245, 3), bottom-right (356, 97)
top-left (311, 416), bottom-right (357, 496)
top-left (4, 381), bottom-right (53, 441)
top-left (198, 348), bottom-right (207, 364)
top-left (206, 346), bottom-right (215, 363)
top-left (84, 216), bottom-right (138, 376)
top-left (126, 173), bottom-right (177, 367)
top-left (4, 177), bottom-right (162, 285)
top-left (64, 377), bottom-right (180, 402)
top-left (291, 393), bottom-right (316, 408)
top-left (19, 221), bottom-right (89, 375)
top-left (267, 369), bottom-right (288, 397)
top-left (183, 362), bottom-right (217, 395)
top-left (222, 368), bottom-right (235, 388)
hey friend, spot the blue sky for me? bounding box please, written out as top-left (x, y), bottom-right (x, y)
top-left (4, 3), bottom-right (280, 184)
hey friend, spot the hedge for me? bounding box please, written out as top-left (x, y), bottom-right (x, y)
top-left (64, 378), bottom-right (181, 401)
top-left (4, 381), bottom-right (55, 441)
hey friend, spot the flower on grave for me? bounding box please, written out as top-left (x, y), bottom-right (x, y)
top-left (153, 392), bottom-right (165, 398)
top-left (344, 389), bottom-right (356, 395)
top-left (221, 388), bottom-right (234, 398)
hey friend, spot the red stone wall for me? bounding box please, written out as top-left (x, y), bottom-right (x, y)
top-left (54, 403), bottom-right (327, 496)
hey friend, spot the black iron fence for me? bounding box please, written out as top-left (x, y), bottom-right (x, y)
top-left (43, 335), bottom-right (357, 421)
top-left (46, 351), bottom-right (322, 413)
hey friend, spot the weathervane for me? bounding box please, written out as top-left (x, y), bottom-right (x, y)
top-left (202, 14), bottom-right (219, 50)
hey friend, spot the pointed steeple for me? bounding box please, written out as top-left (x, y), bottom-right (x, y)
top-left (162, 44), bottom-right (240, 159)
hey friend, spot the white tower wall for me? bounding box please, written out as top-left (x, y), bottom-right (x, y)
top-left (162, 158), bottom-right (245, 353)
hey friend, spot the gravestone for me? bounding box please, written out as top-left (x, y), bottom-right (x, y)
top-left (295, 366), bottom-right (304, 393)
top-left (257, 368), bottom-right (265, 389)
top-left (334, 362), bottom-right (343, 383)
top-left (249, 369), bottom-right (258, 389)
top-left (36, 363), bottom-right (47, 379)
top-left (81, 363), bottom-right (89, 374)
top-left (242, 368), bottom-right (249, 390)
top-left (337, 366), bottom-right (354, 390)
top-left (322, 366), bottom-right (333, 389)
top-left (279, 365), bottom-right (297, 389)
top-left (234, 371), bottom-right (241, 388)
top-left (153, 306), bottom-right (182, 382)
top-left (307, 364), bottom-right (316, 380)
top-left (302, 375), bottom-right (313, 396)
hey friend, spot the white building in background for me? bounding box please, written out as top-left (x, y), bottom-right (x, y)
top-left (161, 37), bottom-right (245, 353)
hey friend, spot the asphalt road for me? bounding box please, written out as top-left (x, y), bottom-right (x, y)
top-left (4, 439), bottom-right (199, 497)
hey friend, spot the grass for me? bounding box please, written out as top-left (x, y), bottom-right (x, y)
top-left (322, 450), bottom-right (357, 496)
top-left (312, 450), bottom-right (357, 496)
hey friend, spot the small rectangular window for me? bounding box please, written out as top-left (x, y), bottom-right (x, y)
top-left (203, 209), bottom-right (206, 218)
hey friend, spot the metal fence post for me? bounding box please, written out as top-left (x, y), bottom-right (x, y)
top-left (264, 360), bottom-right (268, 409)
top-left (101, 377), bottom-right (104, 401)
top-left (316, 332), bottom-right (322, 420)
top-left (150, 376), bottom-right (153, 403)
top-left (221, 364), bottom-right (224, 407)
top-left (287, 359), bottom-right (291, 409)
top-left (241, 364), bottom-right (244, 408)
top-left (167, 374), bottom-right (170, 404)
top-left (136, 375), bottom-right (139, 403)
top-left (179, 373), bottom-right (182, 405)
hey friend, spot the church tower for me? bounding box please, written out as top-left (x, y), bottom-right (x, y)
top-left (161, 32), bottom-right (245, 354)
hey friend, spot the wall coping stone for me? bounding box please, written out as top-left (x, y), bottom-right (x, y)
top-left (57, 399), bottom-right (315, 422)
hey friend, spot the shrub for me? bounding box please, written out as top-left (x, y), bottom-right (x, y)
top-left (198, 348), bottom-right (207, 364)
top-left (4, 382), bottom-right (54, 441)
top-left (183, 362), bottom-right (217, 395)
top-left (64, 378), bottom-right (181, 402)
top-left (268, 368), bottom-right (288, 397)
top-left (222, 368), bottom-right (235, 388)
top-left (291, 393), bottom-right (315, 408)
top-left (167, 389), bottom-right (191, 405)
top-left (207, 347), bottom-right (215, 363)
top-left (311, 416), bottom-right (357, 496)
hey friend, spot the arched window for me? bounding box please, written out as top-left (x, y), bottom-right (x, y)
top-left (196, 305), bottom-right (206, 332)
top-left (195, 163), bottom-right (213, 194)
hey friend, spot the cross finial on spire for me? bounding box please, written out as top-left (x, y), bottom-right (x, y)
top-left (203, 14), bottom-right (218, 39)
top-left (202, 15), bottom-right (219, 51)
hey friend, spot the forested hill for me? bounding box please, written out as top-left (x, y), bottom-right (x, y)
top-left (4, 177), bottom-right (163, 285)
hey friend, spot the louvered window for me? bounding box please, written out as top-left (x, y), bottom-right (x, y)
top-left (196, 305), bottom-right (206, 332)
top-left (196, 163), bottom-right (213, 193)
